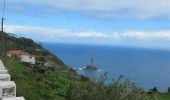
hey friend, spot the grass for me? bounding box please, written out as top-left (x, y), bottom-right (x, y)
top-left (157, 93), bottom-right (170, 100)
top-left (2, 57), bottom-right (79, 100)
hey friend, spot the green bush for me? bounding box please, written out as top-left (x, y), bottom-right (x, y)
top-left (168, 87), bottom-right (170, 93)
top-left (66, 75), bottom-right (156, 100)
top-left (152, 87), bottom-right (158, 93)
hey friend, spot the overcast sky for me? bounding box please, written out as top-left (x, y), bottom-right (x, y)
top-left (1, 0), bottom-right (170, 49)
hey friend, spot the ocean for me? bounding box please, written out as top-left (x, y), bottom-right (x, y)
top-left (43, 43), bottom-right (170, 92)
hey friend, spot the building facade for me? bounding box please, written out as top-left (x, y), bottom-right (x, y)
top-left (20, 54), bottom-right (35, 65)
top-left (7, 50), bottom-right (35, 65)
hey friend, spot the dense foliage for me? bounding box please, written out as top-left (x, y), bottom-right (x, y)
top-left (66, 75), bottom-right (156, 100)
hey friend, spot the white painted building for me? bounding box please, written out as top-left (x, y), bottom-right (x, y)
top-left (20, 54), bottom-right (35, 65)
top-left (0, 81), bottom-right (16, 99)
top-left (7, 50), bottom-right (36, 65)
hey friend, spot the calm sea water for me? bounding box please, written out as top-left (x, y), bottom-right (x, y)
top-left (44, 43), bottom-right (170, 92)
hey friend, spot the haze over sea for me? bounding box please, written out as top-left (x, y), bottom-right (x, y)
top-left (44, 43), bottom-right (170, 92)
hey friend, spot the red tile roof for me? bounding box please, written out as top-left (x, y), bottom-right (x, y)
top-left (7, 50), bottom-right (24, 55)
top-left (7, 50), bottom-right (35, 57)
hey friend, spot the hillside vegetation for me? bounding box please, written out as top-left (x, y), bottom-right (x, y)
top-left (0, 31), bottom-right (70, 70)
top-left (0, 31), bottom-right (79, 100)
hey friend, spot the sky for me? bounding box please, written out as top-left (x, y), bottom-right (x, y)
top-left (1, 0), bottom-right (170, 49)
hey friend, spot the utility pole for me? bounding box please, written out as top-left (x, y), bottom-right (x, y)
top-left (1, 17), bottom-right (5, 32)
top-left (1, 0), bottom-right (6, 32)
top-left (0, 0), bottom-right (6, 59)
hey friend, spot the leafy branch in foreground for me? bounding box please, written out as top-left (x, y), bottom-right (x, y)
top-left (66, 74), bottom-right (156, 100)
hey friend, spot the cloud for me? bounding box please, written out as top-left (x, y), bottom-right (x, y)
top-left (3, 0), bottom-right (170, 20)
top-left (4, 25), bottom-right (170, 43)
top-left (113, 31), bottom-right (170, 40)
top-left (4, 25), bottom-right (109, 41)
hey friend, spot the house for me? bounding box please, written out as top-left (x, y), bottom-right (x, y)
top-left (44, 62), bottom-right (52, 67)
top-left (7, 50), bottom-right (35, 65)
top-left (7, 50), bottom-right (25, 57)
top-left (20, 54), bottom-right (35, 65)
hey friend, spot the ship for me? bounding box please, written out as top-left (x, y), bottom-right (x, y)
top-left (83, 57), bottom-right (98, 71)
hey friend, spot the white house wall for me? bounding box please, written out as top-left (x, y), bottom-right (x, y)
top-left (20, 55), bottom-right (35, 65)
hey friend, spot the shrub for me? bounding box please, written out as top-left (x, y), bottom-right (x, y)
top-left (148, 87), bottom-right (158, 94)
top-left (152, 87), bottom-right (158, 93)
top-left (66, 75), bottom-right (156, 100)
top-left (168, 87), bottom-right (170, 93)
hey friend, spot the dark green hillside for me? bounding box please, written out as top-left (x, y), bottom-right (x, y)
top-left (0, 31), bottom-right (70, 70)
top-left (0, 31), bottom-right (80, 100)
